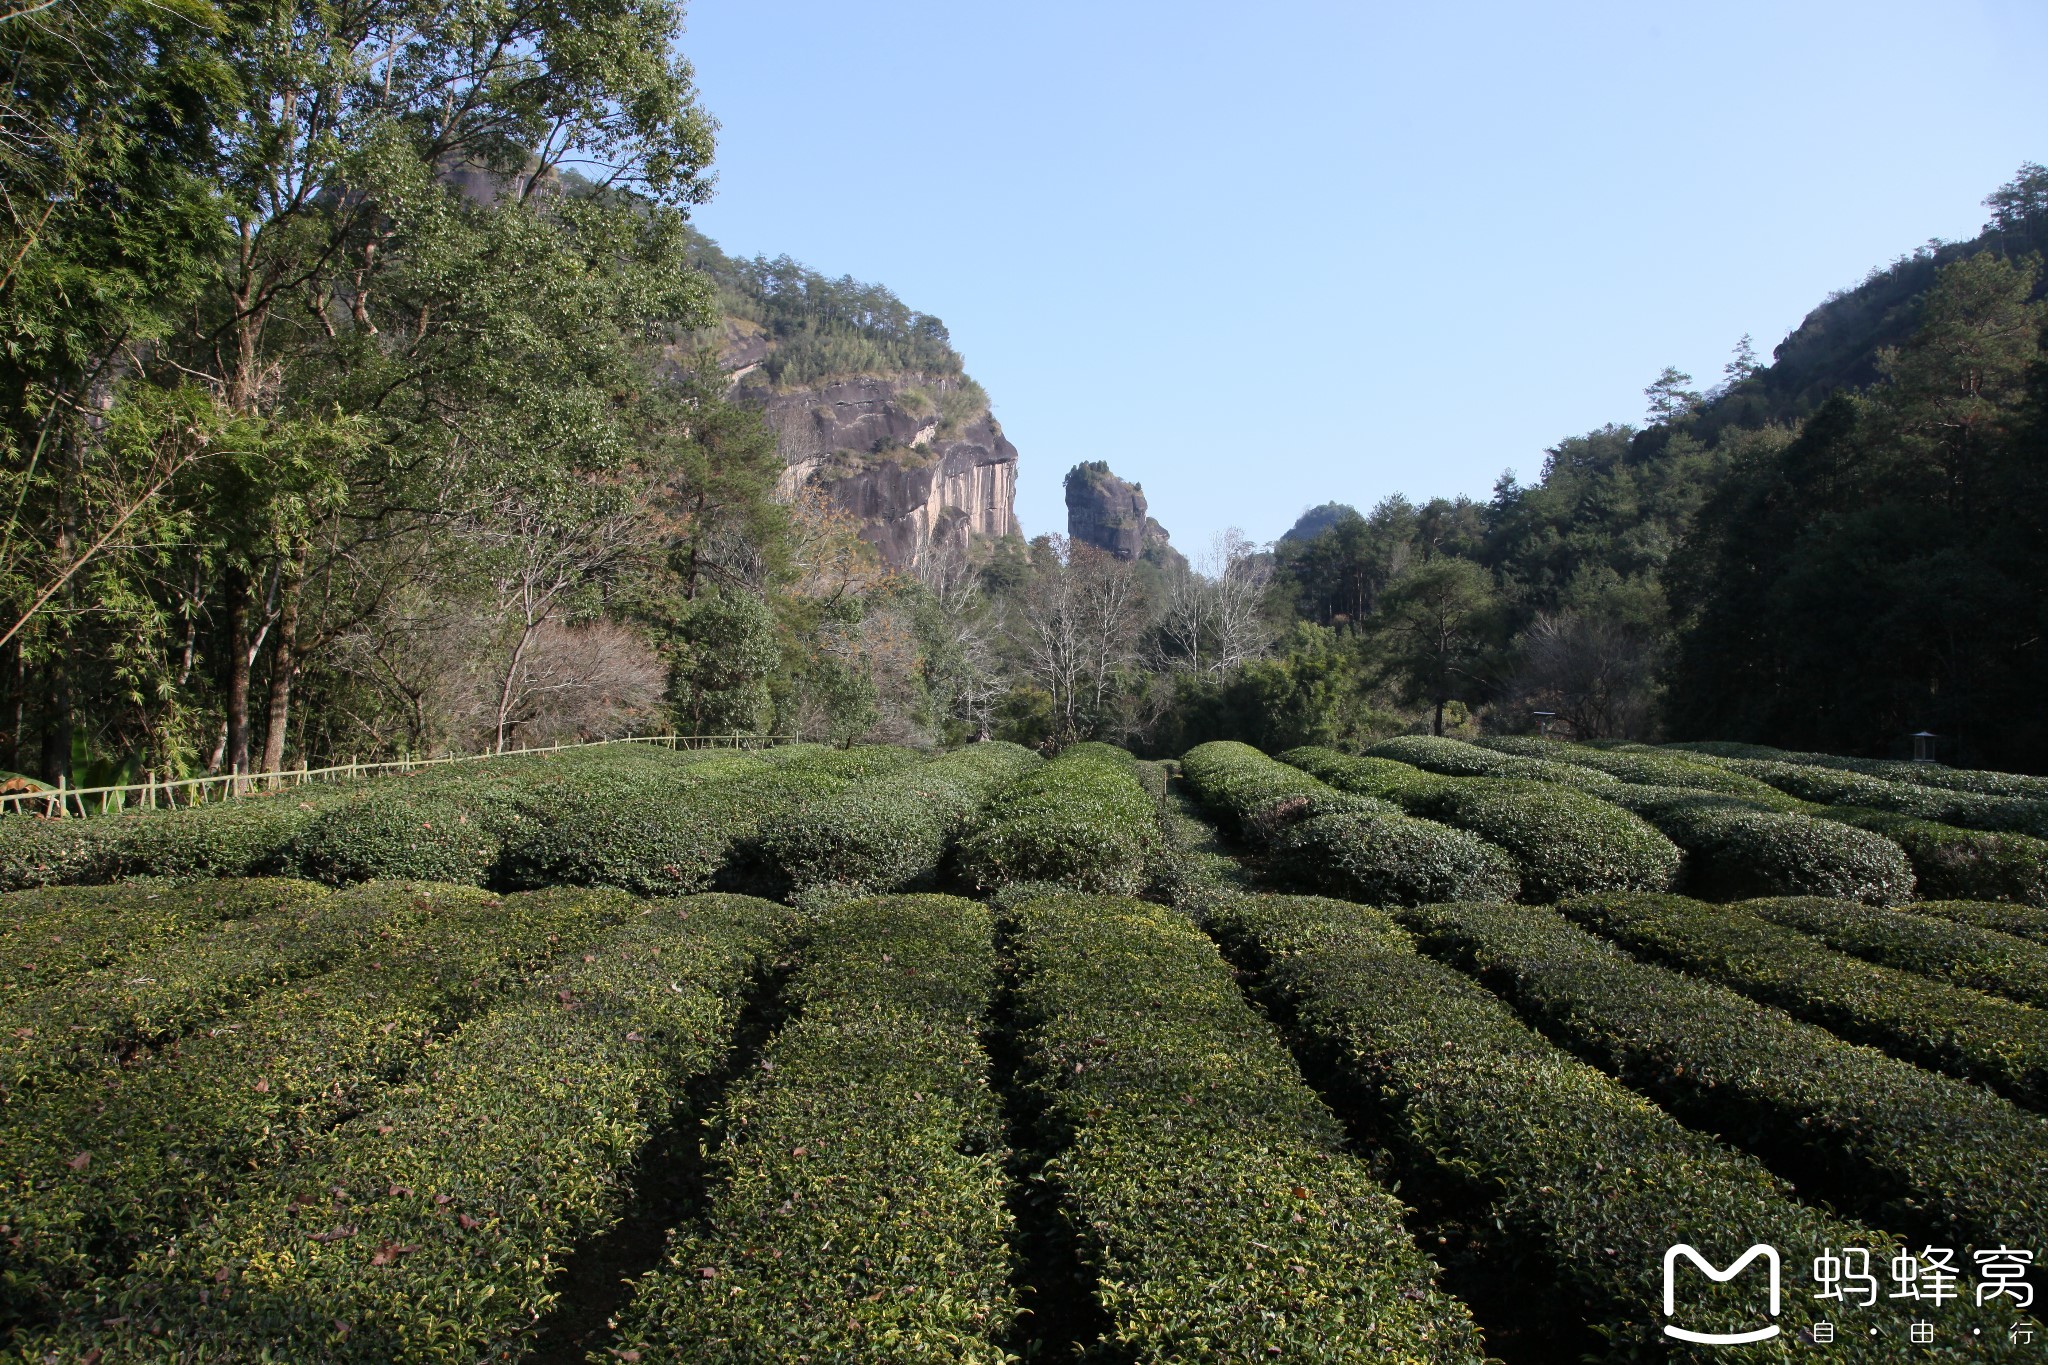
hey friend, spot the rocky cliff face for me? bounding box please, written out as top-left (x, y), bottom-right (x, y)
top-left (714, 323), bottom-right (1018, 570)
top-left (1064, 462), bottom-right (1184, 571)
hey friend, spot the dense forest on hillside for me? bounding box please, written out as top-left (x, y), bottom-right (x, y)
top-left (1, 0), bottom-right (2043, 789)
top-left (1211, 165), bottom-right (2048, 770)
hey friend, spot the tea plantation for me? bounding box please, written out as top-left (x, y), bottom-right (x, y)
top-left (2, 736), bottom-right (2045, 1362)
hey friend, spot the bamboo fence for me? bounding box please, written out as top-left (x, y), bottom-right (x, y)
top-left (3, 733), bottom-right (802, 819)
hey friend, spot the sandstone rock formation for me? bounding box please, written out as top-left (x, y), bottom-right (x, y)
top-left (715, 325), bottom-right (1018, 571)
top-left (1064, 462), bottom-right (1185, 571)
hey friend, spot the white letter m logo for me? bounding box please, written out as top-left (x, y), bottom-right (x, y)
top-left (1663, 1243), bottom-right (1782, 1345)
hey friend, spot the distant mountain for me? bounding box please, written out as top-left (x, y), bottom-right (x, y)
top-left (1280, 503), bottom-right (1361, 543)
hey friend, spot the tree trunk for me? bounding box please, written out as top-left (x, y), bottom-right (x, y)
top-left (494, 619), bottom-right (541, 753)
top-left (1433, 697), bottom-right (1446, 737)
top-left (40, 657), bottom-right (69, 785)
top-left (224, 566), bottom-right (252, 774)
top-left (259, 569), bottom-right (300, 774)
top-left (8, 639), bottom-right (22, 773)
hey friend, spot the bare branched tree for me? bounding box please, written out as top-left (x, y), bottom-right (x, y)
top-left (1010, 535), bottom-right (1145, 742)
top-left (465, 491), bottom-right (647, 752)
top-left (1158, 528), bottom-right (1272, 677)
top-left (1206, 529), bottom-right (1273, 674)
top-left (1510, 607), bottom-right (1663, 741)
top-left (477, 617), bottom-right (664, 748)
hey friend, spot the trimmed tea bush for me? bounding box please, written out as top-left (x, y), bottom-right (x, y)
top-left (610, 896), bottom-right (1013, 1363)
top-left (0, 815), bottom-right (121, 891)
top-left (1865, 761), bottom-right (2048, 799)
top-left (1363, 734), bottom-right (1510, 776)
top-left (1601, 788), bottom-right (1914, 903)
top-left (1007, 891), bottom-right (1484, 1362)
top-left (498, 747), bottom-right (918, 896)
top-left (1277, 745), bottom-right (1448, 802)
top-left (290, 789), bottom-right (505, 886)
top-left (1910, 899), bottom-right (2048, 944)
top-left (954, 742), bottom-right (1156, 895)
top-left (1149, 787), bottom-right (1255, 911)
top-left (0, 878), bottom-right (325, 998)
top-left (1563, 893), bottom-right (2048, 1110)
top-left (1718, 757), bottom-right (1955, 810)
top-left (1273, 809), bottom-right (1520, 906)
top-left (1702, 757), bottom-right (2048, 839)
top-left (1666, 741), bottom-right (2048, 799)
top-left (1205, 893), bottom-right (2015, 1361)
top-left (1464, 735), bottom-right (1558, 758)
top-left (1487, 755), bottom-right (1622, 789)
top-left (1178, 741), bottom-right (1388, 844)
top-left (22, 894), bottom-right (792, 1363)
top-left (1401, 778), bottom-right (1681, 902)
top-left (1819, 807), bottom-right (2048, 905)
top-left (1743, 896), bottom-right (2048, 1009)
top-left (0, 883), bottom-right (632, 1320)
top-left (1402, 900), bottom-right (2048, 1249)
top-left (2, 881), bottom-right (393, 1102)
top-left (1510, 741), bottom-right (1793, 801)
top-left (103, 795), bottom-right (339, 880)
top-left (763, 741), bottom-right (1038, 900)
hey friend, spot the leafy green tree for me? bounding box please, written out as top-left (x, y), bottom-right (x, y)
top-left (665, 591), bottom-right (777, 735)
top-left (1644, 366), bottom-right (1705, 425)
top-left (1667, 250), bottom-right (2048, 765)
top-left (1373, 557), bottom-right (1504, 736)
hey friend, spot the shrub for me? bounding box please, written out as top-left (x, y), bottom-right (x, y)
top-left (104, 796), bottom-right (334, 879)
top-left (1700, 757), bottom-right (2048, 838)
top-left (1862, 761), bottom-right (2048, 800)
top-left (0, 883), bottom-right (634, 1320)
top-left (1743, 896), bottom-right (2048, 1009)
top-left (610, 896), bottom-right (1012, 1363)
top-left (1819, 807), bottom-right (2048, 905)
top-left (1910, 899), bottom-right (2048, 944)
top-left (1130, 758), bottom-right (1169, 797)
top-left (1177, 741), bottom-right (1387, 845)
top-left (1486, 755), bottom-right (1621, 788)
top-left (1562, 893), bottom-right (2048, 1110)
top-left (954, 743), bottom-right (1156, 895)
top-left (763, 742), bottom-right (1039, 900)
top-left (1602, 789), bottom-right (1914, 904)
top-left (498, 747), bottom-right (919, 896)
top-left (0, 815), bottom-right (121, 890)
top-left (1665, 741), bottom-right (2048, 799)
top-left (0, 878), bottom-right (325, 997)
top-left (1204, 893), bottom-right (1985, 1361)
top-left (2, 881), bottom-right (390, 1103)
top-left (1465, 735), bottom-right (1557, 758)
top-left (1717, 757), bottom-right (1952, 810)
top-left (1399, 899), bottom-right (2048, 1250)
top-left (1273, 809), bottom-right (1519, 906)
top-left (1511, 741), bottom-right (1794, 800)
top-left (1006, 891), bottom-right (1484, 1361)
top-left (1363, 734), bottom-right (1509, 776)
top-left (1402, 778), bottom-right (1680, 902)
top-left (1149, 787), bottom-right (1255, 911)
top-left (290, 790), bottom-right (505, 885)
top-left (23, 894), bottom-right (793, 1363)
top-left (1277, 745), bottom-right (1448, 802)
top-left (1661, 740), bottom-right (1790, 761)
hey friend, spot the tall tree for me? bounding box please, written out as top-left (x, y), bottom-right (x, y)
top-left (1373, 557), bottom-right (1503, 736)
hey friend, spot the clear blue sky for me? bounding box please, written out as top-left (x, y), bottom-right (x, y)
top-left (676, 0), bottom-right (2048, 554)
